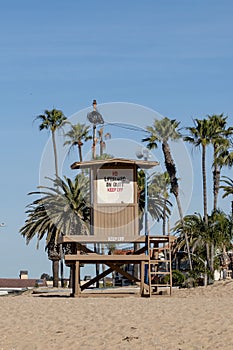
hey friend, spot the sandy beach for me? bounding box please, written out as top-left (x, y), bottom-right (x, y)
top-left (1, 280), bottom-right (233, 350)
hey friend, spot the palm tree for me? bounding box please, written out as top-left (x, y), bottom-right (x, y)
top-left (35, 109), bottom-right (67, 176)
top-left (173, 213), bottom-right (207, 255)
top-left (95, 153), bottom-right (114, 160)
top-left (135, 169), bottom-right (171, 281)
top-left (20, 202), bottom-right (61, 287)
top-left (205, 114), bottom-right (233, 271)
top-left (143, 117), bottom-right (192, 269)
top-left (208, 114), bottom-right (233, 212)
top-left (143, 118), bottom-right (182, 216)
top-left (184, 118), bottom-right (212, 224)
top-left (173, 210), bottom-right (232, 281)
top-left (209, 210), bottom-right (233, 252)
top-left (216, 144), bottom-right (233, 169)
top-left (184, 118), bottom-right (214, 270)
top-left (137, 170), bottom-right (172, 232)
top-left (97, 128), bottom-right (111, 157)
top-left (150, 172), bottom-right (171, 235)
top-left (20, 174), bottom-right (90, 287)
top-left (64, 123), bottom-right (92, 162)
top-left (185, 116), bottom-right (233, 271)
top-left (220, 176), bottom-right (233, 217)
top-left (209, 210), bottom-right (232, 279)
top-left (35, 108), bottom-right (67, 285)
top-left (216, 147), bottom-right (233, 220)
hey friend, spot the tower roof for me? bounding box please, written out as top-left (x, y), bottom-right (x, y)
top-left (71, 158), bottom-right (159, 170)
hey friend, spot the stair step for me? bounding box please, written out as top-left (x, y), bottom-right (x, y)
top-left (150, 283), bottom-right (171, 287)
top-left (149, 259), bottom-right (170, 263)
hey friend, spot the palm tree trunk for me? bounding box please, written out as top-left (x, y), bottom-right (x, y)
top-left (162, 141), bottom-right (178, 197)
top-left (78, 144), bottom-right (83, 162)
top-left (162, 141), bottom-right (192, 270)
top-left (212, 144), bottom-right (221, 209)
top-left (48, 240), bottom-right (60, 288)
top-left (210, 242), bottom-right (214, 272)
top-left (211, 147), bottom-right (220, 273)
top-left (52, 131), bottom-right (59, 177)
top-left (201, 145), bottom-right (211, 270)
top-left (213, 167), bottom-right (220, 211)
top-left (202, 144), bottom-right (208, 224)
top-left (211, 161), bottom-right (219, 272)
top-left (52, 130), bottom-right (63, 287)
top-left (162, 198), bottom-right (166, 235)
top-left (176, 196), bottom-right (193, 270)
top-left (52, 259), bottom-right (60, 288)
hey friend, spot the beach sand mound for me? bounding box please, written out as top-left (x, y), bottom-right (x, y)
top-left (1, 280), bottom-right (233, 350)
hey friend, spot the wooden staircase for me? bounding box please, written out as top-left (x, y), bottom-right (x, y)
top-left (144, 236), bottom-right (173, 296)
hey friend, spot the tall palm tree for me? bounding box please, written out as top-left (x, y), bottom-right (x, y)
top-left (184, 118), bottom-right (212, 224)
top-left (208, 114), bottom-right (233, 212)
top-left (143, 117), bottom-right (192, 269)
top-left (20, 174), bottom-right (90, 287)
top-left (35, 108), bottom-right (67, 286)
top-left (35, 109), bottom-right (67, 176)
top-left (205, 114), bottom-right (233, 271)
top-left (184, 118), bottom-right (214, 270)
top-left (64, 123), bottom-right (92, 162)
top-left (143, 118), bottom-right (182, 215)
top-left (185, 116), bottom-right (233, 271)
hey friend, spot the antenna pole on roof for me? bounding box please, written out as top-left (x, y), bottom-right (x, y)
top-left (87, 100), bottom-right (104, 159)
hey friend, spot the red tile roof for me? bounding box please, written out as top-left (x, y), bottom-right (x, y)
top-left (113, 249), bottom-right (134, 255)
top-left (0, 279), bottom-right (47, 288)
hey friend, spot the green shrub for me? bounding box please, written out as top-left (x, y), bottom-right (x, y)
top-left (164, 270), bottom-right (185, 287)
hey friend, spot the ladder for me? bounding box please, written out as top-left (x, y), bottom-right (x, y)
top-left (147, 236), bottom-right (172, 296)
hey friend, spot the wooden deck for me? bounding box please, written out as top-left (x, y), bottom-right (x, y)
top-left (62, 235), bottom-right (174, 297)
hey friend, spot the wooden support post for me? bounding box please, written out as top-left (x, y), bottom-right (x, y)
top-left (73, 261), bottom-right (81, 297)
top-left (140, 261), bottom-right (145, 296)
top-left (169, 238), bottom-right (172, 296)
top-left (70, 264), bottom-right (75, 297)
top-left (71, 244), bottom-right (81, 297)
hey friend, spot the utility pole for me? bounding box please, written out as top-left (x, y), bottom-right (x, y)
top-left (136, 148), bottom-right (150, 283)
top-left (87, 100), bottom-right (104, 287)
top-left (87, 100), bottom-right (104, 159)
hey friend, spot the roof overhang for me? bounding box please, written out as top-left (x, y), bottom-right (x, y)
top-left (71, 158), bottom-right (159, 170)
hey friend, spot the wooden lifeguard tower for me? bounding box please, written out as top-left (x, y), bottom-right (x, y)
top-left (61, 158), bottom-right (173, 297)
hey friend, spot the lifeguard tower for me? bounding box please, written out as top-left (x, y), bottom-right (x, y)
top-left (61, 158), bottom-right (173, 297)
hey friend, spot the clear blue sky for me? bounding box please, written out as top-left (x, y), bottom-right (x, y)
top-left (0, 0), bottom-right (233, 278)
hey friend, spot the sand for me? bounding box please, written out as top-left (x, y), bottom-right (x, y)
top-left (0, 280), bottom-right (233, 350)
